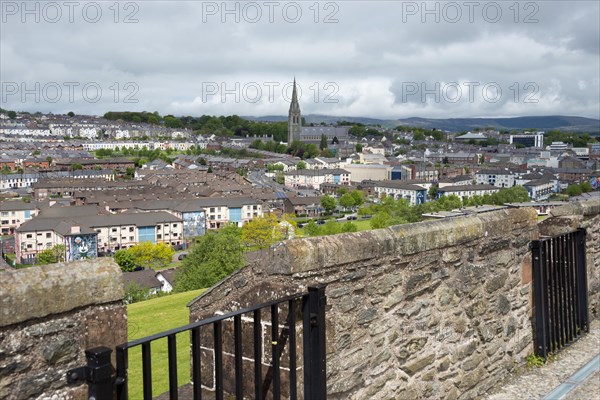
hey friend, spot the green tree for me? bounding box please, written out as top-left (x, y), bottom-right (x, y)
top-left (319, 134), bottom-right (328, 150)
top-left (7, 110), bottom-right (17, 119)
top-left (320, 196), bottom-right (337, 214)
top-left (174, 225), bottom-right (244, 292)
top-left (339, 193), bottom-right (355, 210)
top-left (124, 281), bottom-right (152, 304)
top-left (413, 131), bottom-right (426, 141)
top-left (115, 248), bottom-right (137, 272)
top-left (130, 242), bottom-right (174, 270)
top-left (241, 214), bottom-right (282, 250)
top-left (67, 111), bottom-right (75, 117)
top-left (566, 184), bottom-right (583, 197)
top-left (296, 161), bottom-right (307, 170)
top-left (371, 211), bottom-right (392, 229)
top-left (303, 221), bottom-right (321, 236)
top-left (71, 163), bottom-right (83, 170)
top-left (355, 143), bottom-right (363, 153)
top-left (37, 244), bottom-right (66, 265)
top-left (350, 190), bottom-right (364, 207)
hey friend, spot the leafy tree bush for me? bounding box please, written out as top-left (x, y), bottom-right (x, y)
top-left (37, 244), bottom-right (66, 265)
top-left (174, 225), bottom-right (244, 292)
top-left (114, 242), bottom-right (174, 272)
top-left (320, 196), bottom-right (336, 214)
top-left (124, 281), bottom-right (152, 304)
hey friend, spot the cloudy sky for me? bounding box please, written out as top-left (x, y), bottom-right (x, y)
top-left (1, 0), bottom-right (599, 119)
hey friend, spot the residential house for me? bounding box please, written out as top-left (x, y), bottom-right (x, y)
top-left (0, 201), bottom-right (40, 235)
top-left (373, 181), bottom-right (428, 205)
top-left (437, 184), bottom-right (499, 201)
top-left (283, 169), bottom-right (350, 190)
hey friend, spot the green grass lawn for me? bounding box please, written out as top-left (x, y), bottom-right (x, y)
top-left (127, 288), bottom-right (205, 399)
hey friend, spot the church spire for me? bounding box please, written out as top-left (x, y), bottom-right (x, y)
top-left (288, 77), bottom-right (302, 144)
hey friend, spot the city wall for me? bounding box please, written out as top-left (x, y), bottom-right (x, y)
top-left (0, 258), bottom-right (126, 400)
top-left (190, 199), bottom-right (600, 399)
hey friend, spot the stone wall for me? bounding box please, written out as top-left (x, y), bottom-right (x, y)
top-left (0, 258), bottom-right (126, 400)
top-left (189, 199), bottom-right (600, 400)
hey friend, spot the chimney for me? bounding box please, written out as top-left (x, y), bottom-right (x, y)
top-left (71, 226), bottom-right (80, 234)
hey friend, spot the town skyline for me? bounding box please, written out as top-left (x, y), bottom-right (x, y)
top-left (2, 1), bottom-right (599, 119)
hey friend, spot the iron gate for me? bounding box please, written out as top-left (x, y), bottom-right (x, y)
top-left (68, 286), bottom-right (327, 400)
top-left (531, 228), bottom-right (589, 359)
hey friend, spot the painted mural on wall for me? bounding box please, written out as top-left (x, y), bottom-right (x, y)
top-left (183, 211), bottom-right (206, 238)
top-left (67, 234), bottom-right (98, 261)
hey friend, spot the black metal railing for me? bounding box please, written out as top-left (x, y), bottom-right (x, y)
top-left (531, 228), bottom-right (589, 359)
top-left (68, 286), bottom-right (327, 400)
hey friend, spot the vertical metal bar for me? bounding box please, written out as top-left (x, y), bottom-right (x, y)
top-left (254, 310), bottom-right (263, 400)
top-left (542, 240), bottom-right (551, 354)
top-left (531, 240), bottom-right (547, 358)
top-left (271, 304), bottom-right (281, 400)
top-left (567, 232), bottom-right (576, 341)
top-left (557, 235), bottom-right (565, 348)
top-left (564, 233), bottom-right (572, 342)
top-left (303, 286), bottom-right (327, 400)
top-left (551, 237), bottom-right (560, 352)
top-left (288, 299), bottom-right (298, 400)
top-left (214, 321), bottom-right (223, 400)
top-left (191, 327), bottom-right (202, 400)
top-left (168, 335), bottom-right (178, 400)
top-left (142, 342), bottom-right (152, 400)
top-left (571, 232), bottom-right (581, 337)
top-left (116, 346), bottom-right (128, 400)
top-left (544, 239), bottom-right (554, 354)
top-left (576, 228), bottom-right (589, 333)
top-left (234, 315), bottom-right (244, 400)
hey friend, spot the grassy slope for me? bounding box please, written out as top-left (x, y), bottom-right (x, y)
top-left (127, 288), bottom-right (205, 399)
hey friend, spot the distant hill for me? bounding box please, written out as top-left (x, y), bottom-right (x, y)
top-left (244, 115), bottom-right (600, 134)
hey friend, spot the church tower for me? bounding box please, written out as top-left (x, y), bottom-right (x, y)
top-left (288, 78), bottom-right (302, 143)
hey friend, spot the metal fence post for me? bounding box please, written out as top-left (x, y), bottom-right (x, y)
top-left (531, 240), bottom-right (548, 358)
top-left (303, 285), bottom-right (327, 400)
top-left (67, 346), bottom-right (115, 400)
top-left (576, 228), bottom-right (589, 333)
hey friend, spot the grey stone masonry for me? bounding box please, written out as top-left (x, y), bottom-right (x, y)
top-left (0, 258), bottom-right (126, 400)
top-left (189, 200), bottom-right (600, 400)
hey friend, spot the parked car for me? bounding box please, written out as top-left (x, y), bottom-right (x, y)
top-left (178, 253), bottom-right (188, 260)
top-left (316, 220), bottom-right (326, 225)
top-left (347, 215), bottom-right (357, 220)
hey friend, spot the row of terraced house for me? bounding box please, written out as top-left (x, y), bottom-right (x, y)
top-left (2, 196), bottom-right (263, 264)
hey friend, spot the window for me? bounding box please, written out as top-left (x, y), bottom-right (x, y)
top-left (157, 234), bottom-right (162, 239)
top-left (26, 234), bottom-right (32, 238)
top-left (129, 227), bottom-right (134, 232)
top-left (1, 220), bottom-right (8, 225)
top-left (1, 212), bottom-right (8, 216)
top-left (27, 244), bottom-right (32, 249)
top-left (172, 224), bottom-right (177, 228)
top-left (111, 228), bottom-right (117, 233)
top-left (210, 208), bottom-right (215, 213)
top-left (157, 225), bottom-right (161, 230)
top-left (173, 233), bottom-right (178, 237)
top-left (46, 233), bottom-right (51, 238)
top-left (129, 236), bottom-right (134, 241)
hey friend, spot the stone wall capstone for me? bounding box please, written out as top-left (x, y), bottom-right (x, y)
top-left (0, 258), bottom-right (126, 400)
